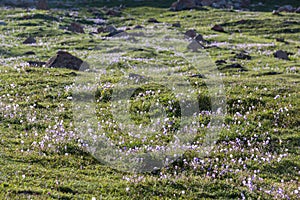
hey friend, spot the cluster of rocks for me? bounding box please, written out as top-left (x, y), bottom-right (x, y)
top-left (170, 0), bottom-right (251, 11)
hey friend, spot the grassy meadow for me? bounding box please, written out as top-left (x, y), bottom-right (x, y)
top-left (0, 0), bottom-right (299, 199)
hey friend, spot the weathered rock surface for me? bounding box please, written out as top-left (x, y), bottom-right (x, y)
top-left (45, 51), bottom-right (89, 71)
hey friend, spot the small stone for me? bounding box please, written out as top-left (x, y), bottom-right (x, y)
top-left (276, 38), bottom-right (285, 43)
top-left (195, 34), bottom-right (205, 42)
top-left (97, 25), bottom-right (117, 34)
top-left (272, 10), bottom-right (281, 15)
top-left (215, 59), bottom-right (227, 65)
top-left (274, 50), bottom-right (289, 60)
top-left (219, 63), bottom-right (248, 71)
top-left (24, 51), bottom-right (36, 55)
top-left (187, 40), bottom-right (204, 51)
top-left (172, 22), bottom-right (181, 27)
top-left (185, 29), bottom-right (197, 38)
top-left (133, 25), bottom-right (144, 29)
top-left (188, 74), bottom-right (206, 78)
top-left (237, 19), bottom-right (247, 24)
top-left (148, 18), bottom-right (160, 23)
top-left (235, 52), bottom-right (251, 60)
top-left (28, 61), bottom-right (46, 67)
top-left (107, 30), bottom-right (127, 37)
top-left (67, 22), bottom-right (85, 34)
top-left (23, 37), bottom-right (36, 44)
top-left (129, 73), bottom-right (145, 79)
top-left (211, 24), bottom-right (225, 32)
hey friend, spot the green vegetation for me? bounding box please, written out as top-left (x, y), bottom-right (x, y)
top-left (0, 1), bottom-right (299, 199)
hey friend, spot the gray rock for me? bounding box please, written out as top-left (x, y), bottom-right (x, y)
top-left (211, 24), bottom-right (225, 32)
top-left (97, 25), bottom-right (117, 34)
top-left (195, 34), bottom-right (205, 42)
top-left (187, 40), bottom-right (204, 51)
top-left (67, 23), bottom-right (85, 34)
top-left (23, 37), bottom-right (36, 44)
top-left (185, 29), bottom-right (197, 38)
top-left (274, 50), bottom-right (289, 60)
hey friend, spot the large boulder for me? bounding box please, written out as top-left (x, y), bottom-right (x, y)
top-left (45, 51), bottom-right (89, 71)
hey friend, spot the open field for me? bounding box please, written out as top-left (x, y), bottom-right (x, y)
top-left (0, 1), bottom-right (299, 199)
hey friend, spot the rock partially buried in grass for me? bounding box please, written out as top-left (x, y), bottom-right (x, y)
top-left (211, 25), bottom-right (225, 32)
top-left (45, 51), bottom-right (89, 71)
top-left (218, 63), bottom-right (248, 72)
top-left (97, 25), bottom-right (117, 34)
top-left (134, 25), bottom-right (144, 29)
top-left (67, 22), bottom-right (85, 34)
top-left (235, 52), bottom-right (251, 60)
top-left (172, 22), bottom-right (181, 27)
top-left (147, 18), bottom-right (160, 23)
top-left (215, 59), bottom-right (227, 65)
top-left (23, 37), bottom-right (36, 44)
top-left (274, 50), bottom-right (289, 60)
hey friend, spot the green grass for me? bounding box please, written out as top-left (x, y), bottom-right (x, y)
top-left (0, 1), bottom-right (299, 199)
